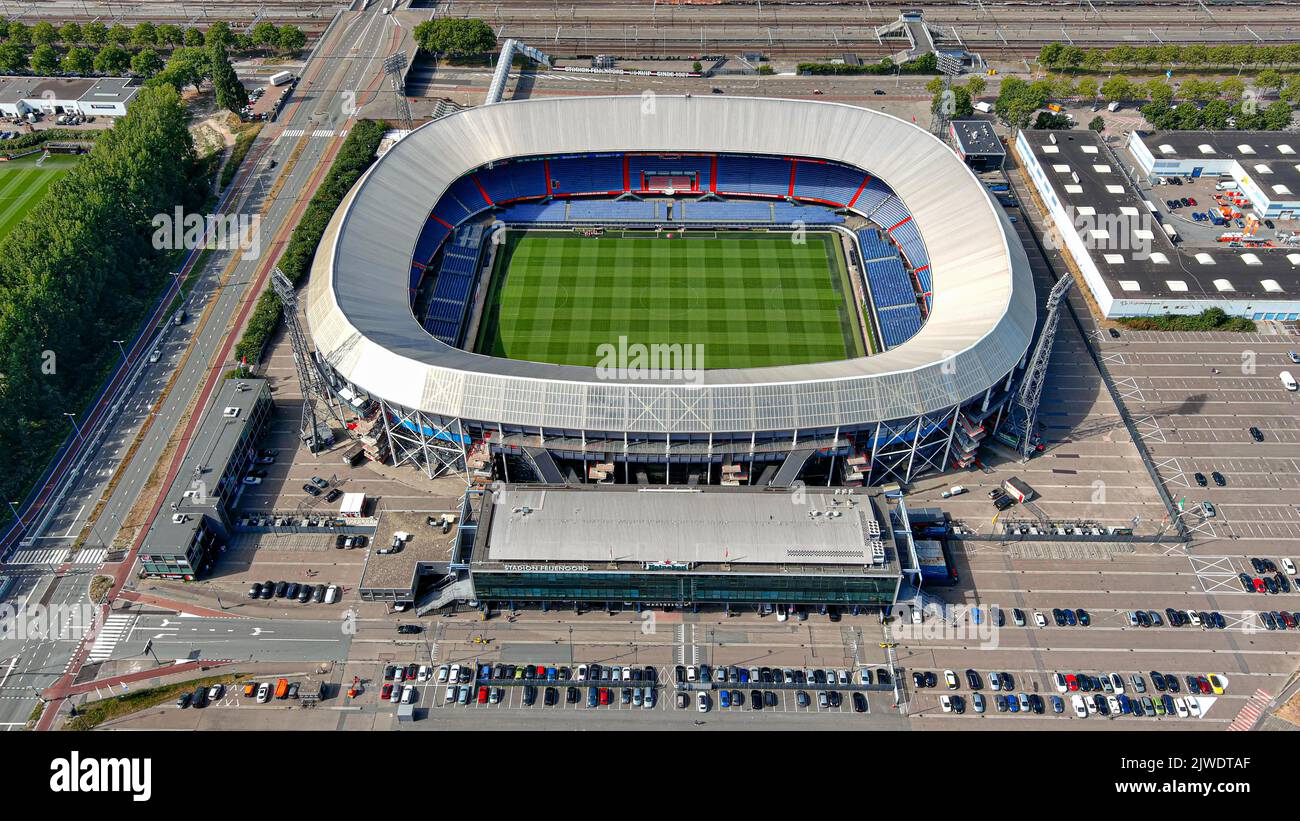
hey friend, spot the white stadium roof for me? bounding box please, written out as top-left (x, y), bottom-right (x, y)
top-left (306, 95), bottom-right (1035, 434)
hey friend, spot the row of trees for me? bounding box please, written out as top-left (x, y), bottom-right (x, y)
top-left (0, 19), bottom-right (305, 78)
top-left (412, 18), bottom-right (497, 58)
top-left (927, 75), bottom-right (988, 118)
top-left (0, 86), bottom-right (203, 509)
top-left (234, 120), bottom-right (387, 368)
top-left (0, 19), bottom-right (304, 54)
top-left (799, 52), bottom-right (938, 76)
top-left (1038, 42), bottom-right (1300, 73)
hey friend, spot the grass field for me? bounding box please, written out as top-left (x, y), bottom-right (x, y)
top-left (476, 229), bottom-right (864, 369)
top-left (0, 154), bottom-right (79, 242)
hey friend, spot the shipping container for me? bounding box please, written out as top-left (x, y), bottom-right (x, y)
top-left (1001, 477), bottom-right (1034, 503)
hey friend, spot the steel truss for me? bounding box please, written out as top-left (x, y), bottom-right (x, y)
top-left (271, 267), bottom-right (345, 452)
top-left (865, 407), bottom-right (962, 486)
top-left (381, 402), bottom-right (469, 481)
top-left (1006, 273), bottom-right (1074, 460)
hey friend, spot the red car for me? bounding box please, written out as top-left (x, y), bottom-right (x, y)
top-left (1254, 578), bottom-right (1267, 593)
top-left (1065, 674), bottom-right (1079, 691)
top-left (477, 686), bottom-right (488, 703)
top-left (1188, 197), bottom-right (1197, 207)
top-left (599, 687), bottom-right (610, 705)
top-left (381, 683), bottom-right (393, 700)
top-left (1196, 677), bottom-right (1211, 695)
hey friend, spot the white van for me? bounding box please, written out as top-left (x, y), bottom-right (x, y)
top-left (1281, 371), bottom-right (1298, 391)
top-left (1215, 180), bottom-right (1238, 191)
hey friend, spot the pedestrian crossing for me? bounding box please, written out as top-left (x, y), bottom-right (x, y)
top-left (1226, 688), bottom-right (1271, 731)
top-left (5, 548), bottom-right (69, 566)
top-left (74, 548), bottom-right (106, 565)
top-left (278, 128), bottom-right (347, 139)
top-left (86, 614), bottom-right (135, 663)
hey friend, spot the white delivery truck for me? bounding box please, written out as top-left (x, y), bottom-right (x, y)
top-left (1107, 100), bottom-right (1121, 112)
top-left (1215, 180), bottom-right (1238, 191)
top-left (269, 71), bottom-right (295, 87)
top-left (973, 101), bottom-right (993, 114)
top-left (1281, 371), bottom-right (1298, 391)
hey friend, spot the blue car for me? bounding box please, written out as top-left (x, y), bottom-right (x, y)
top-left (1118, 694), bottom-right (1132, 714)
top-left (1050, 696), bottom-right (1064, 714)
top-left (587, 686), bottom-right (599, 708)
top-left (1007, 695), bottom-right (1020, 713)
top-left (1063, 609), bottom-right (1077, 626)
top-left (719, 689), bottom-right (730, 708)
top-left (738, 669), bottom-right (749, 684)
top-left (547, 667), bottom-right (558, 681)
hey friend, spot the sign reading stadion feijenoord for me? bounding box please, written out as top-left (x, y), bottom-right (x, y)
top-left (502, 564), bottom-right (591, 573)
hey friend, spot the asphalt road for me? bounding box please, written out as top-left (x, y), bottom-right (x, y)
top-left (105, 614), bottom-right (352, 665)
top-left (0, 4), bottom-right (405, 729)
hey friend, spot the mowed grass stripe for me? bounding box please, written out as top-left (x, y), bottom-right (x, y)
top-left (0, 155), bottom-right (78, 241)
top-left (478, 229), bottom-right (862, 369)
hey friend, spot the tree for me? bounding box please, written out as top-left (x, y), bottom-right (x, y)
top-left (233, 33), bottom-right (254, 52)
top-left (63, 47), bottom-right (93, 75)
top-left (1219, 76), bottom-right (1245, 99)
top-left (155, 47), bottom-right (209, 93)
top-left (1144, 79), bottom-right (1174, 107)
top-left (94, 45), bottom-right (131, 75)
top-left (692, 60), bottom-right (702, 73)
top-left (1173, 101), bottom-right (1202, 129)
top-left (1033, 111), bottom-right (1071, 129)
top-left (32, 21), bottom-right (57, 46)
top-left (925, 75), bottom-right (945, 95)
top-left (83, 22), bottom-right (108, 47)
top-left (0, 42), bottom-right (27, 74)
top-left (131, 48), bottom-right (164, 78)
top-left (205, 21), bottom-right (234, 50)
top-left (1075, 76), bottom-right (1099, 101)
top-left (412, 18), bottom-right (496, 58)
top-left (1141, 100), bottom-right (1176, 130)
top-left (1256, 68), bottom-right (1283, 91)
top-left (1088, 116), bottom-right (1105, 132)
top-left (183, 27), bottom-right (205, 47)
top-left (209, 41), bottom-right (248, 113)
top-left (1261, 100), bottom-right (1294, 130)
top-left (1100, 75), bottom-right (1133, 102)
top-left (965, 74), bottom-right (986, 99)
top-left (131, 22), bottom-right (158, 48)
top-left (251, 21), bottom-right (279, 52)
top-left (7, 22), bottom-right (30, 46)
top-left (994, 77), bottom-right (1048, 129)
top-left (29, 43), bottom-right (58, 75)
top-left (157, 24), bottom-right (183, 48)
top-left (276, 26), bottom-right (306, 55)
top-left (1200, 99), bottom-right (1230, 129)
top-left (0, 22), bottom-right (9, 41)
top-left (59, 22), bottom-right (83, 45)
top-left (107, 24), bottom-right (131, 46)
top-left (1038, 43), bottom-right (1064, 69)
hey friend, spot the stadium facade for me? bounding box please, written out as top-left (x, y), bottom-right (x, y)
top-left (306, 96), bottom-right (1037, 486)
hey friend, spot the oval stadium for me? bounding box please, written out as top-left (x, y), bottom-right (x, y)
top-left (306, 94), bottom-right (1036, 487)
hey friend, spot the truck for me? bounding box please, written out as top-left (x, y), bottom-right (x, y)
top-left (1215, 180), bottom-right (1238, 191)
top-left (341, 442), bottom-right (365, 466)
top-left (1106, 100), bottom-right (1121, 112)
top-left (1046, 103), bottom-right (1063, 113)
top-left (274, 678), bottom-right (290, 699)
top-left (1001, 477), bottom-right (1034, 504)
top-left (973, 101), bottom-right (993, 114)
top-left (268, 71), bottom-right (295, 87)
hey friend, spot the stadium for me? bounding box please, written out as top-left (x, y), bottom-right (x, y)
top-left (306, 95), bottom-right (1037, 488)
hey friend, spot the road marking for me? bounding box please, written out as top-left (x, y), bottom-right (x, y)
top-left (86, 614), bottom-right (135, 663)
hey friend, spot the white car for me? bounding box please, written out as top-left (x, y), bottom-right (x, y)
top-left (255, 682), bottom-right (271, 703)
top-left (1283, 558), bottom-right (1297, 576)
top-left (389, 685), bottom-right (402, 703)
top-left (401, 685), bottom-right (416, 704)
top-left (436, 665), bottom-right (450, 684)
top-left (1053, 673), bottom-right (1067, 693)
top-left (686, 665), bottom-right (697, 682)
top-left (776, 605), bottom-right (788, 622)
top-left (1034, 612), bottom-right (1047, 628)
top-left (1186, 697), bottom-right (1201, 717)
top-left (242, 476), bottom-right (262, 485)
top-left (939, 695), bottom-right (953, 713)
top-left (697, 692), bottom-right (710, 713)
top-left (1109, 674), bottom-right (1124, 695)
top-left (448, 664), bottom-right (460, 683)
top-left (1174, 698), bottom-right (1190, 718)
top-left (1188, 611), bottom-right (1202, 627)
top-left (444, 685), bottom-right (457, 702)
top-left (944, 670), bottom-right (958, 689)
top-left (990, 673), bottom-right (1002, 692)
top-left (417, 665), bottom-right (430, 682)
top-left (1071, 695), bottom-right (1088, 717)
top-left (837, 670), bottom-right (850, 686)
top-left (1107, 695), bottom-right (1120, 715)
top-left (941, 485), bottom-right (967, 498)
top-left (149, 348), bottom-right (162, 363)
top-left (575, 664), bottom-right (588, 681)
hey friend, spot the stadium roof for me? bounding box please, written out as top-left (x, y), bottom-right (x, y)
top-left (306, 96), bottom-right (1035, 433)
top-left (1022, 129), bottom-right (1300, 300)
top-left (484, 486), bottom-right (893, 568)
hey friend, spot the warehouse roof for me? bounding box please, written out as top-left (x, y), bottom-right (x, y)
top-left (950, 119), bottom-right (1004, 157)
top-left (1022, 129), bottom-right (1300, 300)
top-left (1134, 130), bottom-right (1300, 198)
top-left (484, 486), bottom-right (892, 568)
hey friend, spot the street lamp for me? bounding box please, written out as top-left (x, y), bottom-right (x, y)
top-left (62, 412), bottom-right (84, 442)
top-left (112, 339), bottom-right (127, 364)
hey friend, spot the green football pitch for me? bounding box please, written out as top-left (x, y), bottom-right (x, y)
top-left (0, 154), bottom-right (78, 242)
top-left (475, 229), bottom-right (865, 369)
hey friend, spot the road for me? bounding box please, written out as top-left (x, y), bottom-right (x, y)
top-left (0, 3), bottom-right (405, 730)
top-left (104, 614), bottom-right (352, 665)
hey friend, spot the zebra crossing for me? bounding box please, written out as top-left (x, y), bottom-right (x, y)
top-left (277, 128), bottom-right (347, 140)
top-left (1226, 688), bottom-right (1271, 731)
top-left (4, 548), bottom-right (69, 566)
top-left (86, 614), bottom-right (135, 663)
top-left (2, 547), bottom-right (107, 566)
